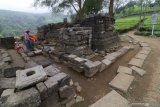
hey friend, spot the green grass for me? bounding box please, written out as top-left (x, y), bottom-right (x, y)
top-left (141, 14), bottom-right (160, 31)
top-left (115, 16), bottom-right (140, 31)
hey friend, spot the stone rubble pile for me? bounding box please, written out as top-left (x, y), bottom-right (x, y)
top-left (0, 64), bottom-right (78, 107)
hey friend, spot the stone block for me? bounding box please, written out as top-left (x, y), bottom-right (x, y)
top-left (59, 85), bottom-right (75, 99)
top-left (3, 57), bottom-right (12, 63)
top-left (36, 82), bottom-right (48, 100)
top-left (84, 61), bottom-right (102, 77)
top-left (3, 66), bottom-right (24, 78)
top-left (105, 55), bottom-right (116, 62)
top-left (20, 52), bottom-right (27, 57)
top-left (16, 65), bottom-right (47, 89)
top-left (2, 53), bottom-right (9, 58)
top-left (67, 54), bottom-right (77, 62)
top-left (34, 50), bottom-right (42, 55)
top-left (73, 57), bottom-right (86, 66)
top-left (109, 73), bottom-right (134, 92)
top-left (89, 90), bottom-right (129, 107)
top-left (0, 62), bottom-right (8, 69)
top-left (71, 65), bottom-right (84, 73)
top-left (100, 59), bottom-right (112, 72)
top-left (44, 73), bottom-right (69, 95)
top-left (135, 53), bottom-right (148, 60)
top-left (44, 65), bottom-right (60, 77)
top-left (128, 58), bottom-right (144, 68)
top-left (131, 66), bottom-right (146, 76)
top-left (0, 78), bottom-right (16, 89)
top-left (117, 66), bottom-right (132, 75)
top-left (1, 89), bottom-right (14, 97)
top-left (3, 88), bottom-right (41, 107)
top-left (139, 50), bottom-right (150, 55)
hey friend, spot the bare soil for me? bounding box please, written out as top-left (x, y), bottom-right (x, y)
top-left (43, 42), bottom-right (141, 107)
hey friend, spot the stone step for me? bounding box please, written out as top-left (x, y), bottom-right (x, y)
top-left (128, 58), bottom-right (144, 68)
top-left (89, 90), bottom-right (130, 107)
top-left (117, 66), bottom-right (132, 75)
top-left (131, 66), bottom-right (146, 76)
top-left (109, 73), bottom-right (135, 92)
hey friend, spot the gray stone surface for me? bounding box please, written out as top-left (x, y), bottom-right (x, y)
top-left (84, 61), bottom-right (102, 77)
top-left (109, 73), bottom-right (135, 92)
top-left (135, 53), bottom-right (148, 60)
top-left (44, 72), bottom-right (68, 95)
top-left (73, 57), bottom-right (86, 66)
top-left (0, 78), bottom-right (16, 89)
top-left (139, 50), bottom-right (150, 55)
top-left (71, 64), bottom-right (84, 73)
top-left (59, 85), bottom-right (75, 99)
top-left (16, 65), bottom-right (47, 89)
top-left (117, 66), bottom-right (132, 75)
top-left (128, 58), bottom-right (144, 68)
top-left (131, 66), bottom-right (146, 76)
top-left (89, 90), bottom-right (129, 107)
top-left (3, 88), bottom-right (41, 107)
top-left (44, 65), bottom-right (60, 77)
top-left (67, 54), bottom-right (77, 62)
top-left (1, 89), bottom-right (14, 97)
top-left (105, 55), bottom-right (116, 62)
top-left (100, 59), bottom-right (112, 72)
top-left (3, 66), bottom-right (24, 78)
top-left (3, 57), bottom-right (12, 63)
top-left (0, 62), bottom-right (8, 69)
top-left (36, 82), bottom-right (48, 100)
top-left (2, 53), bottom-right (9, 58)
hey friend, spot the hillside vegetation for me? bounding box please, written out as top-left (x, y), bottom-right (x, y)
top-left (0, 10), bottom-right (67, 37)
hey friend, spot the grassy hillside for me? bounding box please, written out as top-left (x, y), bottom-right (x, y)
top-left (115, 16), bottom-right (140, 31)
top-left (0, 10), bottom-right (68, 37)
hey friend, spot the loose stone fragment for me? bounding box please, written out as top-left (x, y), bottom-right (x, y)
top-left (131, 66), bottom-right (146, 76)
top-left (59, 85), bottom-right (75, 99)
top-left (44, 65), bottom-right (60, 77)
top-left (1, 89), bottom-right (14, 97)
top-left (3, 88), bottom-right (41, 107)
top-left (36, 82), bottom-right (48, 100)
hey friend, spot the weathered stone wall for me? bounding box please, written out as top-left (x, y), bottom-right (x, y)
top-left (77, 14), bottom-right (119, 51)
top-left (59, 27), bottom-right (92, 56)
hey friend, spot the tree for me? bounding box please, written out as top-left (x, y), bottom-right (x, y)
top-left (34, 0), bottom-right (85, 19)
top-left (83, 0), bottom-right (103, 15)
top-left (109, 0), bottom-right (115, 17)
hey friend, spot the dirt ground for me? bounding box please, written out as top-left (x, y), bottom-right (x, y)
top-left (43, 42), bottom-right (141, 107)
top-left (127, 31), bottom-right (160, 106)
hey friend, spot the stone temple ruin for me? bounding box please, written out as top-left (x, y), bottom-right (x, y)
top-left (0, 14), bottom-right (129, 107)
top-left (37, 14), bottom-right (120, 56)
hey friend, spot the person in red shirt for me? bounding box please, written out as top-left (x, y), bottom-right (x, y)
top-left (23, 30), bottom-right (33, 51)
